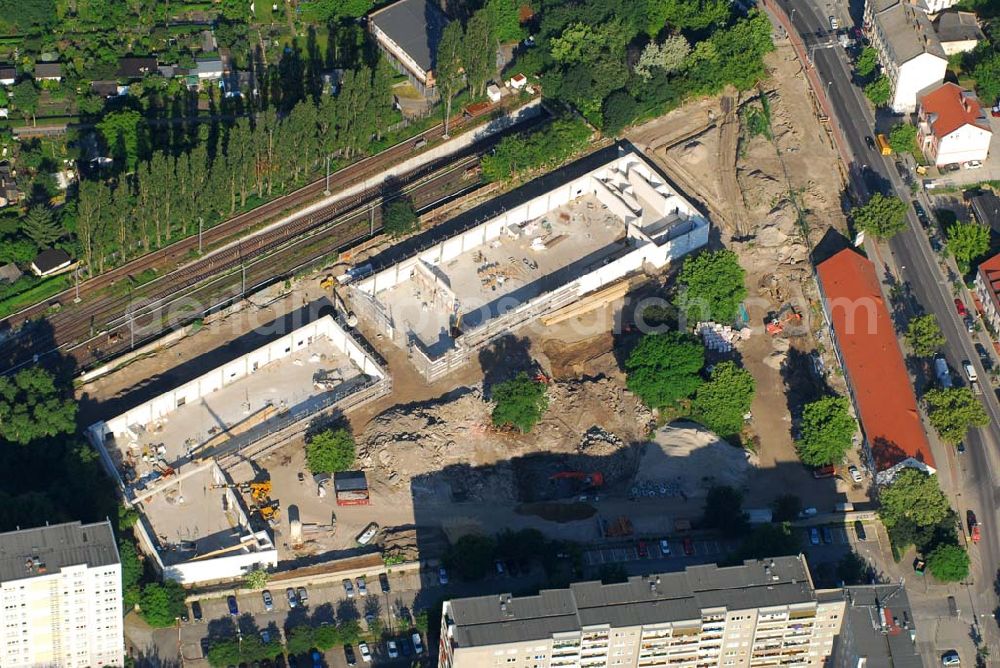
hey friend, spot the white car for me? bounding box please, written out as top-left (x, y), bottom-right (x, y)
top-left (942, 650), bottom-right (961, 666)
top-left (659, 539), bottom-right (671, 556)
top-left (412, 633), bottom-right (424, 655)
top-left (358, 642), bottom-right (372, 663)
top-left (848, 465), bottom-right (862, 483)
top-left (387, 640), bottom-right (399, 659)
top-left (356, 577), bottom-right (367, 596)
top-left (438, 566), bottom-right (449, 585)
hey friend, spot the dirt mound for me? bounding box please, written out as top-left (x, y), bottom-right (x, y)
top-left (356, 377), bottom-right (653, 503)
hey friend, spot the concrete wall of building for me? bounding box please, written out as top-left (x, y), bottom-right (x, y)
top-left (100, 316), bottom-right (382, 437)
top-left (975, 272), bottom-right (1000, 333)
top-left (892, 53), bottom-right (947, 113)
top-left (933, 125), bottom-right (991, 166)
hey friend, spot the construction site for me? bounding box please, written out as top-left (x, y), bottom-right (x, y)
top-left (347, 143), bottom-right (710, 381)
top-left (86, 313), bottom-right (391, 584)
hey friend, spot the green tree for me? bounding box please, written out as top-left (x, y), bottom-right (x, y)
top-left (436, 21), bottom-right (465, 136)
top-left (837, 552), bottom-right (869, 585)
top-left (702, 485), bottom-right (749, 535)
top-left (490, 372), bottom-right (549, 433)
top-left (690, 361), bottom-right (755, 439)
top-left (0, 367), bottom-right (77, 445)
top-left (463, 10), bottom-right (497, 98)
top-left (119, 504), bottom-right (140, 530)
top-left (855, 46), bottom-right (879, 77)
top-left (771, 494), bottom-right (801, 523)
top-left (206, 639), bottom-right (242, 668)
top-left (888, 123), bottom-right (917, 155)
top-left (864, 75), bottom-right (892, 107)
top-left (634, 35), bottom-right (690, 80)
top-left (925, 387), bottom-right (990, 444)
top-left (118, 538), bottom-right (143, 611)
top-left (313, 624), bottom-right (340, 650)
top-left (946, 220), bottom-right (990, 273)
top-left (972, 51), bottom-right (1000, 107)
top-left (485, 0), bottom-right (526, 43)
top-left (481, 117), bottom-right (591, 181)
top-left (414, 609), bottom-right (430, 634)
top-left (796, 396), bottom-right (857, 466)
top-left (647, 0), bottom-right (730, 33)
top-left (11, 81), bottom-right (38, 126)
top-left (624, 331), bottom-right (705, 408)
top-left (737, 522), bottom-right (800, 560)
top-left (285, 625), bottom-right (315, 655)
top-left (138, 580), bottom-right (187, 627)
top-left (382, 198), bottom-right (420, 237)
top-left (926, 543), bottom-right (970, 582)
top-left (243, 568), bottom-right (268, 589)
top-left (851, 193), bottom-right (908, 239)
top-left (21, 205), bottom-right (63, 247)
top-left (97, 110), bottom-right (144, 171)
top-left (878, 469), bottom-right (951, 529)
top-left (444, 533), bottom-right (496, 580)
top-left (905, 314), bottom-right (946, 357)
top-left (305, 427), bottom-right (356, 473)
top-left (674, 249), bottom-right (747, 324)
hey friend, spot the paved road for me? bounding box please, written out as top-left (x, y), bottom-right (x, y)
top-left (780, 0), bottom-right (1000, 661)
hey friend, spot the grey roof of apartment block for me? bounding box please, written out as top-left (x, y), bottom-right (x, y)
top-left (0, 520), bottom-right (119, 583)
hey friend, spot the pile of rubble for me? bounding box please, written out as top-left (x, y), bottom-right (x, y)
top-left (355, 376), bottom-right (654, 501)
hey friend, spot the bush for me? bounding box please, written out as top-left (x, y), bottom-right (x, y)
top-left (138, 580), bottom-right (187, 628)
top-left (927, 543), bottom-right (970, 582)
top-left (382, 198), bottom-right (420, 237)
top-left (690, 361), bottom-right (755, 439)
top-left (305, 427), bottom-right (356, 473)
top-left (702, 485), bottom-right (748, 536)
top-left (481, 117), bottom-right (591, 182)
top-left (490, 372), bottom-right (549, 433)
top-left (444, 533), bottom-right (497, 580)
top-left (795, 396), bottom-right (857, 466)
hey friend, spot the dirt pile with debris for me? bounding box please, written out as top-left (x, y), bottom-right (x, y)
top-left (356, 376), bottom-right (654, 503)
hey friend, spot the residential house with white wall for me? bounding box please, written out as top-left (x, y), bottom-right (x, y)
top-left (917, 82), bottom-right (992, 166)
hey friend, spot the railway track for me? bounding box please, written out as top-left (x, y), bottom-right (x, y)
top-left (0, 97), bottom-right (517, 334)
top-left (6, 155), bottom-right (483, 372)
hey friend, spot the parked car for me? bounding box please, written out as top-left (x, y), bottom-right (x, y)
top-left (682, 537), bottom-right (694, 556)
top-left (297, 586), bottom-right (309, 605)
top-left (400, 637), bottom-right (413, 657)
top-left (286, 587), bottom-right (297, 608)
top-left (343, 579), bottom-right (355, 598)
top-left (359, 642), bottom-right (372, 663)
top-left (637, 540), bottom-right (648, 558)
top-left (821, 527), bottom-right (833, 544)
top-left (191, 601), bottom-right (203, 621)
top-left (344, 644), bottom-right (357, 666)
top-left (848, 465), bottom-right (862, 483)
top-left (659, 539), bottom-right (671, 556)
top-left (227, 596), bottom-right (239, 616)
top-left (976, 343), bottom-right (993, 369)
top-left (854, 520), bottom-right (867, 541)
top-left (379, 573), bottom-right (391, 593)
top-left (958, 441), bottom-right (966, 454)
top-left (438, 567), bottom-right (449, 585)
top-left (505, 559), bottom-right (519, 576)
top-left (356, 578), bottom-right (367, 596)
top-left (865, 135), bottom-right (876, 151)
top-left (495, 559), bottom-right (505, 575)
top-left (965, 315), bottom-right (976, 333)
top-left (262, 590), bottom-right (273, 612)
top-left (963, 361), bottom-right (978, 382)
top-left (387, 640), bottom-right (400, 659)
top-left (942, 650), bottom-right (961, 666)
top-left (412, 633), bottom-right (425, 655)
top-left (955, 298), bottom-right (968, 317)
top-left (311, 649), bottom-right (323, 668)
top-left (809, 528), bottom-right (821, 545)
top-left (829, 15), bottom-right (839, 30)
top-left (260, 629), bottom-right (271, 644)
top-left (356, 522), bottom-right (380, 545)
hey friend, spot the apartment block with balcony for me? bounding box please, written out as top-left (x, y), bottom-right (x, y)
top-left (437, 556), bottom-right (846, 668)
top-left (0, 520), bottom-right (123, 668)
top-left (864, 0), bottom-right (947, 113)
top-left (367, 0), bottom-right (450, 98)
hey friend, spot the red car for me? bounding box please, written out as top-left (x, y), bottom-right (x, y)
top-left (955, 298), bottom-right (968, 317)
top-left (682, 537), bottom-right (695, 556)
top-left (637, 540), bottom-right (648, 557)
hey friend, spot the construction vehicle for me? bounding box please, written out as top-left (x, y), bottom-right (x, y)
top-left (320, 275), bottom-right (336, 289)
top-left (601, 516), bottom-right (634, 538)
top-left (876, 133), bottom-right (892, 156)
top-left (257, 500), bottom-right (280, 523)
top-left (550, 471), bottom-right (604, 497)
top-left (968, 510), bottom-right (981, 544)
top-left (766, 304), bottom-right (802, 336)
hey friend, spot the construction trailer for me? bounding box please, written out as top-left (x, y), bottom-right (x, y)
top-left (334, 470), bottom-right (370, 506)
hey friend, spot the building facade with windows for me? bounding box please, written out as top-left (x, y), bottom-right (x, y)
top-left (0, 521), bottom-right (123, 668)
top-left (438, 556), bottom-right (846, 668)
top-left (864, 0), bottom-right (947, 113)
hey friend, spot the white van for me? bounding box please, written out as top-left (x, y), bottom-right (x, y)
top-left (356, 522), bottom-right (380, 545)
top-left (963, 361), bottom-right (978, 383)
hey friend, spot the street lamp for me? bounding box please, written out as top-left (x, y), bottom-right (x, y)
top-left (73, 266), bottom-right (81, 303)
top-left (198, 217), bottom-right (204, 255)
top-left (324, 155), bottom-right (331, 196)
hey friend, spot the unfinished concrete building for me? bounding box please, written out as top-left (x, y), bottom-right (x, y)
top-left (86, 314), bottom-right (390, 584)
top-left (349, 144), bottom-right (710, 381)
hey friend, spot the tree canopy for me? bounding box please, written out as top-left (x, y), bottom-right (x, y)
top-left (946, 220), bottom-right (990, 273)
top-left (887, 123), bottom-right (917, 156)
top-left (795, 396), bottom-right (857, 466)
top-left (138, 580), bottom-right (187, 627)
top-left (624, 331), bottom-right (705, 408)
top-left (926, 543), bottom-right (970, 583)
top-left (305, 427), bottom-right (356, 473)
top-left (925, 387), bottom-right (990, 444)
top-left (864, 75), bottom-right (892, 107)
top-left (736, 522), bottom-right (800, 561)
top-left (878, 469), bottom-right (952, 529)
top-left (435, 21), bottom-right (465, 135)
top-left (382, 198), bottom-right (420, 238)
top-left (690, 361), bottom-right (755, 439)
top-left (855, 46), bottom-right (878, 77)
top-left (0, 367), bottom-right (77, 445)
top-left (851, 193), bottom-right (908, 239)
top-left (904, 314), bottom-right (946, 357)
top-left (972, 52), bottom-right (1000, 107)
top-left (674, 249), bottom-right (747, 324)
top-left (481, 117), bottom-right (591, 182)
top-left (702, 485), bottom-right (748, 536)
top-left (490, 372), bottom-right (549, 433)
top-left (444, 533), bottom-right (497, 580)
